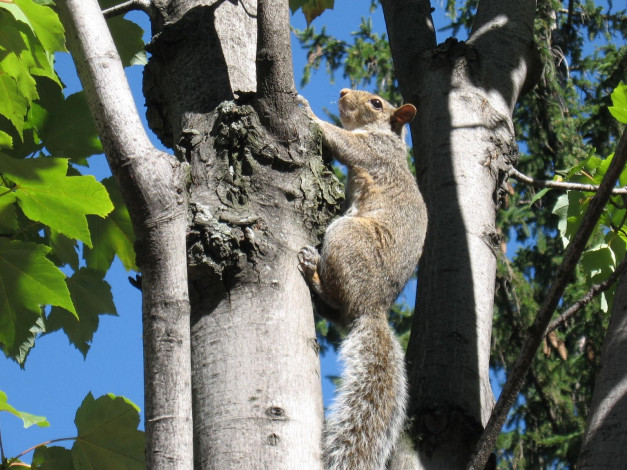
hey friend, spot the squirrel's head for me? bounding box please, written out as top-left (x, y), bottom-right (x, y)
top-left (337, 89), bottom-right (416, 137)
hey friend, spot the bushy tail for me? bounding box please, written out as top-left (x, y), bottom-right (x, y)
top-left (323, 315), bottom-right (408, 470)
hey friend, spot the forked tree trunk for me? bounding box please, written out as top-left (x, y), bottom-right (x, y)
top-left (64, 0), bottom-right (341, 468)
top-left (144, 0), bottom-right (339, 467)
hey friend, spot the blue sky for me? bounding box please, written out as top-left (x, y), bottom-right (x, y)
top-left (0, 1), bottom-right (452, 462)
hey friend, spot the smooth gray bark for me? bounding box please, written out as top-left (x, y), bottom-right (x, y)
top-left (382, 0), bottom-right (536, 468)
top-left (143, 0), bottom-right (336, 467)
top-left (578, 271), bottom-right (627, 468)
top-left (58, 0), bottom-right (193, 468)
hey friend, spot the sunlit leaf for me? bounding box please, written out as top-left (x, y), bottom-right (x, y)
top-left (0, 190), bottom-right (18, 231)
top-left (0, 239), bottom-right (74, 353)
top-left (11, 0), bottom-right (65, 53)
top-left (0, 389), bottom-right (49, 427)
top-left (608, 81), bottom-right (627, 123)
top-left (0, 154), bottom-right (113, 246)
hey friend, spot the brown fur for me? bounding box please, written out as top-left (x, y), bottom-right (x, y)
top-left (298, 89), bottom-right (428, 469)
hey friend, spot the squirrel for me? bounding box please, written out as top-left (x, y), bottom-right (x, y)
top-left (297, 89), bottom-right (427, 470)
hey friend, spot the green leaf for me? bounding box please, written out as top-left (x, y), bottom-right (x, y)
top-left (0, 129), bottom-right (12, 149)
top-left (107, 16), bottom-right (146, 67)
top-left (46, 268), bottom-right (117, 357)
top-left (0, 154), bottom-right (113, 246)
top-left (7, 311), bottom-right (45, 364)
top-left (84, 177), bottom-right (137, 272)
top-left (73, 393), bottom-right (145, 470)
top-left (12, 0), bottom-right (65, 53)
top-left (289, 0), bottom-right (308, 13)
top-left (0, 48), bottom-right (38, 104)
top-left (0, 13), bottom-right (28, 54)
top-left (0, 239), bottom-right (74, 352)
top-left (0, 190), bottom-right (18, 232)
top-left (581, 244), bottom-right (615, 281)
top-left (608, 81), bottom-right (627, 124)
top-left (0, 1), bottom-right (29, 27)
top-left (48, 229), bottom-right (79, 270)
top-left (40, 92), bottom-right (103, 161)
top-left (32, 446), bottom-right (75, 470)
top-left (0, 67), bottom-right (28, 138)
top-left (0, 389), bottom-right (49, 428)
top-left (291, 0), bottom-right (334, 25)
top-left (529, 187), bottom-right (550, 206)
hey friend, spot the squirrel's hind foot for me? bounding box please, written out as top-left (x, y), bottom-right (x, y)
top-left (297, 246), bottom-right (320, 279)
top-left (298, 245), bottom-right (326, 298)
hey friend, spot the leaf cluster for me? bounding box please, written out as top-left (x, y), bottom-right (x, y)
top-left (0, 0), bottom-right (142, 367)
top-left (294, 14), bottom-right (401, 103)
top-left (2, 392), bottom-right (144, 470)
top-left (1, 1), bottom-right (147, 468)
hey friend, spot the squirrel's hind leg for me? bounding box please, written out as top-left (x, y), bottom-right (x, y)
top-left (298, 246), bottom-right (345, 324)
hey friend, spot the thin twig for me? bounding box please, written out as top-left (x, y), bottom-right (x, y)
top-left (0, 425), bottom-right (5, 461)
top-left (102, 0), bottom-right (151, 19)
top-left (547, 256), bottom-right (627, 334)
top-left (509, 167), bottom-right (627, 195)
top-left (497, 271), bottom-right (560, 430)
top-left (467, 126), bottom-right (627, 469)
top-left (12, 437), bottom-right (76, 461)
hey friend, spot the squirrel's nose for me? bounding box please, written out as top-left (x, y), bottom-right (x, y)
top-left (339, 88), bottom-right (350, 98)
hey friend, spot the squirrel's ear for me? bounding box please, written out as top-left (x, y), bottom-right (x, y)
top-left (391, 104), bottom-right (417, 135)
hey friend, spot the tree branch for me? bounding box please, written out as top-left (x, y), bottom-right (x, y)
top-left (547, 256), bottom-right (627, 334)
top-left (510, 167), bottom-right (627, 195)
top-left (255, 0), bottom-right (299, 137)
top-left (497, 267), bottom-right (560, 431)
top-left (102, 0), bottom-right (150, 18)
top-left (57, 1), bottom-right (193, 469)
top-left (467, 126), bottom-right (627, 469)
top-left (380, 0), bottom-right (436, 101)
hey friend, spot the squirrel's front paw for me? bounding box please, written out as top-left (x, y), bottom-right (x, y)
top-left (296, 94), bottom-right (311, 108)
top-left (298, 245), bottom-right (320, 280)
top-left (296, 95), bottom-right (316, 119)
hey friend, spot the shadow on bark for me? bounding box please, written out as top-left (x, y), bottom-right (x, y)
top-left (143, 3), bottom-right (234, 149)
top-left (406, 47), bottom-right (483, 466)
top-left (405, 35), bottom-right (518, 467)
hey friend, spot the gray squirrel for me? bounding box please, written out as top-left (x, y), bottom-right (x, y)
top-left (298, 89), bottom-right (427, 469)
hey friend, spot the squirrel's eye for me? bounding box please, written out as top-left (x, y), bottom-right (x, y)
top-left (370, 99), bottom-right (383, 110)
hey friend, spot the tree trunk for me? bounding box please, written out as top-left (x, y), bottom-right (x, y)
top-left (143, 0), bottom-right (339, 467)
top-left (383, 1), bottom-right (536, 467)
top-left (63, 0), bottom-right (340, 467)
top-left (577, 268), bottom-right (627, 468)
top-left (58, 1), bottom-right (194, 468)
